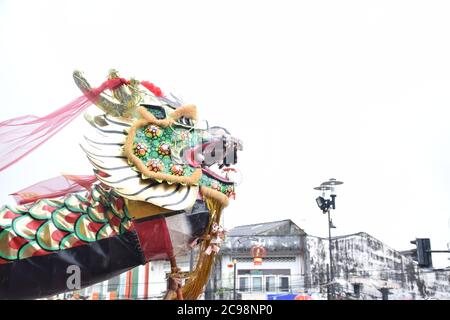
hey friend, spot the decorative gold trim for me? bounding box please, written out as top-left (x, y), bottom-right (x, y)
top-left (200, 186), bottom-right (229, 207)
top-left (124, 106), bottom-right (202, 185)
top-left (170, 104), bottom-right (198, 121)
top-left (125, 199), bottom-right (173, 219)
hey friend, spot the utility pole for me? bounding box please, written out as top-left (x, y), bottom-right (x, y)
top-left (326, 264), bottom-right (330, 300)
top-left (233, 259), bottom-right (237, 300)
top-left (314, 178), bottom-right (343, 300)
top-left (327, 208), bottom-right (334, 299)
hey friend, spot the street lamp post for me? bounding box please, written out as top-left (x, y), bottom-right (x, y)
top-left (314, 178), bottom-right (344, 300)
top-left (326, 206), bottom-right (336, 299)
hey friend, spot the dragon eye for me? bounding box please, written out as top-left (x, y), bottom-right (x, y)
top-left (141, 104), bottom-right (166, 119)
top-left (179, 116), bottom-right (194, 126)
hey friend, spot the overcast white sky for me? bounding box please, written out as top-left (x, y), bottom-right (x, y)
top-left (1, 0), bottom-right (450, 267)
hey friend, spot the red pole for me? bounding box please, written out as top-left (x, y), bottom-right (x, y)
top-left (144, 262), bottom-right (150, 299)
top-left (125, 270), bottom-right (132, 299)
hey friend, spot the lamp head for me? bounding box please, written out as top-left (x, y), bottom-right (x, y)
top-left (322, 178), bottom-right (344, 196)
top-left (316, 196), bottom-right (328, 212)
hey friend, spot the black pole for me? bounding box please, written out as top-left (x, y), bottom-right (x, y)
top-left (233, 261), bottom-right (237, 300)
top-left (189, 249), bottom-right (194, 272)
top-left (327, 209), bottom-right (334, 300)
top-left (326, 264), bottom-right (330, 300)
top-left (381, 288), bottom-right (389, 300)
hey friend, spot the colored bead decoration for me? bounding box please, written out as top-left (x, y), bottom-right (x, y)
top-left (210, 182), bottom-right (222, 192)
top-left (146, 159), bottom-right (164, 172)
top-left (158, 143), bottom-right (171, 156)
top-left (170, 164), bottom-right (185, 176)
top-left (225, 186), bottom-right (235, 196)
top-left (144, 125), bottom-right (162, 139)
top-left (133, 142), bottom-right (148, 158)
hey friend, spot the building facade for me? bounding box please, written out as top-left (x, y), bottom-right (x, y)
top-left (209, 219), bottom-right (307, 300)
top-left (212, 220), bottom-right (450, 300)
top-left (54, 219), bottom-right (450, 300)
top-left (306, 232), bottom-right (450, 299)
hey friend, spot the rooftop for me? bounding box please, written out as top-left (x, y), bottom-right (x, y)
top-left (227, 219), bottom-right (306, 237)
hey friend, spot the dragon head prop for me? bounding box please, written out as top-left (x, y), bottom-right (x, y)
top-left (74, 70), bottom-right (243, 211)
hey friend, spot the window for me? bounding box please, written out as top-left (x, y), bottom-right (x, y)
top-left (239, 277), bottom-right (249, 292)
top-left (279, 276), bottom-right (289, 292)
top-left (266, 276), bottom-right (276, 292)
top-left (108, 275), bottom-right (120, 293)
top-left (252, 277), bottom-right (263, 292)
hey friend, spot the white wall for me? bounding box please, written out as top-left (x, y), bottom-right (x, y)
top-left (220, 254), bottom-right (304, 295)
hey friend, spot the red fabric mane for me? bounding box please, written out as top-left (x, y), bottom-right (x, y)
top-left (0, 78), bottom-right (127, 173)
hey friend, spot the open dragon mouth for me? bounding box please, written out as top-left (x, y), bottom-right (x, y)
top-left (184, 138), bottom-right (242, 184)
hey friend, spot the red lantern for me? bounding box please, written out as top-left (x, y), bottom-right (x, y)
top-left (251, 245), bottom-right (267, 266)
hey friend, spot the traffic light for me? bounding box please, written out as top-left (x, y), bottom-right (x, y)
top-left (410, 238), bottom-right (432, 268)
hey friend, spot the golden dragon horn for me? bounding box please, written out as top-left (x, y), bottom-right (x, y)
top-left (73, 70), bottom-right (131, 117)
